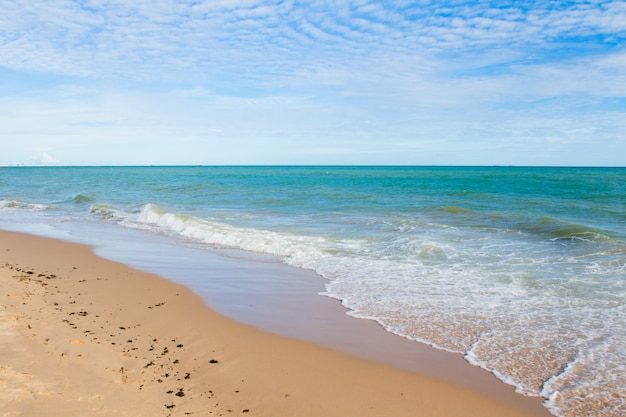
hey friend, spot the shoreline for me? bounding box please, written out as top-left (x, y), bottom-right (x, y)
top-left (1, 230), bottom-right (551, 416)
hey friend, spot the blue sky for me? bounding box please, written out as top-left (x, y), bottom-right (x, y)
top-left (1, 0), bottom-right (625, 166)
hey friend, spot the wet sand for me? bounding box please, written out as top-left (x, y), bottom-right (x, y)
top-left (0, 230), bottom-right (551, 416)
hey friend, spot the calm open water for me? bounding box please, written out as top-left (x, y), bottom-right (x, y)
top-left (1, 166), bottom-right (624, 417)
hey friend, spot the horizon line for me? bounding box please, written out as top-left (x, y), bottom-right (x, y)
top-left (2, 164), bottom-right (625, 169)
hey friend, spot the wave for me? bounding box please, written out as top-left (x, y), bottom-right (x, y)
top-left (133, 203), bottom-right (333, 265)
top-left (0, 199), bottom-right (52, 211)
top-left (520, 217), bottom-right (614, 242)
top-left (89, 203), bottom-right (127, 221)
top-left (439, 205), bottom-right (473, 214)
top-left (72, 193), bottom-right (94, 204)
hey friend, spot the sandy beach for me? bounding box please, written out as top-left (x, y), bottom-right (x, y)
top-left (0, 230), bottom-right (551, 417)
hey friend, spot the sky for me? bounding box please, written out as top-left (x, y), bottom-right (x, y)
top-left (1, 0), bottom-right (625, 166)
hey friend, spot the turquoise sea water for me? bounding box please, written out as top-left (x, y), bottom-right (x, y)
top-left (1, 166), bottom-right (625, 417)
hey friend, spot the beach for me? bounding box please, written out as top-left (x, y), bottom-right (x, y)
top-left (0, 230), bottom-right (553, 416)
top-left (4, 0), bottom-right (626, 411)
top-left (2, 166), bottom-right (625, 417)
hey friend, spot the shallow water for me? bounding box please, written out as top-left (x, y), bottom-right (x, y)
top-left (1, 166), bottom-right (625, 417)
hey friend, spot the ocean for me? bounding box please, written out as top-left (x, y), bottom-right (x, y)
top-left (1, 166), bottom-right (624, 417)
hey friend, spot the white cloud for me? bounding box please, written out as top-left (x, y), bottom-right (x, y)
top-left (40, 152), bottom-right (61, 164)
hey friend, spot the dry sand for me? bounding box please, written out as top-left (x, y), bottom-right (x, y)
top-left (1, 230), bottom-right (550, 417)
